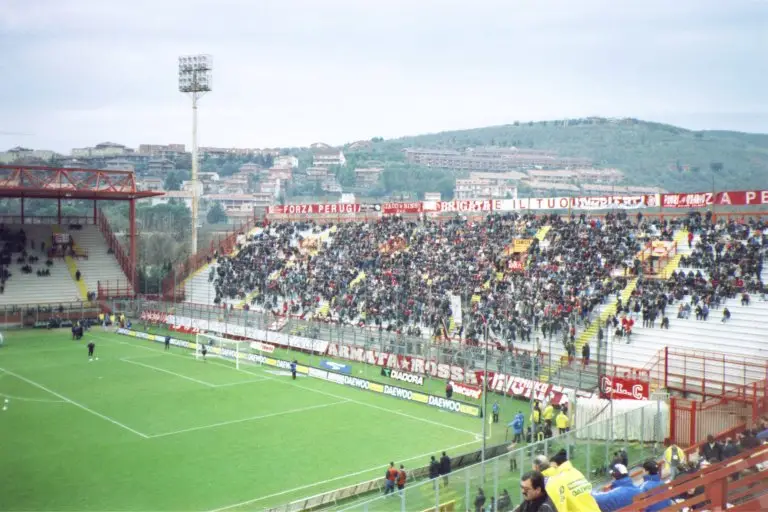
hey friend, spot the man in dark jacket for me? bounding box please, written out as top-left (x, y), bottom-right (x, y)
top-left (428, 456), bottom-right (440, 480)
top-left (439, 451), bottom-right (451, 486)
top-left (700, 434), bottom-right (723, 462)
top-left (474, 488), bottom-right (486, 512)
top-left (722, 437), bottom-right (740, 459)
top-left (515, 471), bottom-right (556, 512)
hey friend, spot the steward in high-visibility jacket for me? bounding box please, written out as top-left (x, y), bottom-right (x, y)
top-left (545, 450), bottom-right (600, 512)
top-left (543, 403), bottom-right (555, 423)
top-left (664, 444), bottom-right (686, 479)
top-left (555, 411), bottom-right (570, 433)
top-left (531, 406), bottom-right (541, 425)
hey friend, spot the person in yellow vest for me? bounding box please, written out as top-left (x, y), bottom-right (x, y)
top-left (543, 402), bottom-right (555, 424)
top-left (98, 313), bottom-right (105, 330)
top-left (556, 409), bottom-right (570, 435)
top-left (530, 401), bottom-right (542, 435)
top-left (545, 449), bottom-right (600, 512)
top-left (664, 442), bottom-right (686, 480)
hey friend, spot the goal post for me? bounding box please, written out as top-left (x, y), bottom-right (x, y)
top-left (194, 331), bottom-right (270, 370)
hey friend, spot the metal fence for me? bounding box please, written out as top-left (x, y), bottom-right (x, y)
top-left (331, 402), bottom-right (665, 512)
top-left (0, 301), bottom-right (101, 328)
top-left (110, 298), bottom-right (553, 383)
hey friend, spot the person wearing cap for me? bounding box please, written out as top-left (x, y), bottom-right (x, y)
top-left (591, 463), bottom-right (641, 512)
top-left (545, 449), bottom-right (600, 512)
top-left (638, 460), bottom-right (672, 512)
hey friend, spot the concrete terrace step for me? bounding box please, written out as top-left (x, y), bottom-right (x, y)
top-left (540, 276), bottom-right (639, 383)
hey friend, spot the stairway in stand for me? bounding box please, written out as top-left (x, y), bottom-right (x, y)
top-left (540, 277), bottom-right (639, 383)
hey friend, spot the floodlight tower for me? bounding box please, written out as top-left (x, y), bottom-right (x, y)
top-left (178, 54), bottom-right (212, 254)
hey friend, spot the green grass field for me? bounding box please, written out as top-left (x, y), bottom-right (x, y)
top-left (1, 327), bottom-right (660, 511)
top-left (0, 328), bottom-right (489, 511)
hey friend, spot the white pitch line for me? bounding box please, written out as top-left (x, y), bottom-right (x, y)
top-left (211, 378), bottom-right (267, 388)
top-left (0, 366), bottom-right (149, 438)
top-left (100, 335), bottom-right (479, 437)
top-left (207, 439), bottom-right (480, 512)
top-left (149, 400), bottom-right (349, 439)
top-left (120, 358), bottom-right (217, 387)
top-left (0, 393), bottom-right (67, 404)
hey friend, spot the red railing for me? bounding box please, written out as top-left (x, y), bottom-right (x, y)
top-left (96, 209), bottom-right (136, 292)
top-left (0, 300), bottom-right (102, 326)
top-left (622, 445), bottom-right (768, 511)
top-left (161, 215), bottom-right (261, 301)
top-left (645, 347), bottom-right (768, 400)
top-left (97, 280), bottom-right (136, 300)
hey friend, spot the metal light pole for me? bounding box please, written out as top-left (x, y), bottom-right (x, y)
top-left (178, 54), bottom-right (213, 255)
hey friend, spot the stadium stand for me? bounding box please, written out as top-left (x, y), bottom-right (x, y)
top-left (65, 224), bottom-right (134, 296)
top-left (0, 224), bottom-right (82, 305)
top-left (605, 219), bottom-right (767, 390)
top-left (624, 443), bottom-right (768, 511)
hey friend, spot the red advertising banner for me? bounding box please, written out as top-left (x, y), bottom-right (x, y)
top-left (326, 343), bottom-right (481, 385)
top-left (479, 370), bottom-right (572, 404)
top-left (139, 310), bottom-right (168, 324)
top-left (653, 190), bottom-right (768, 209)
top-left (599, 374), bottom-right (649, 400)
top-left (382, 202), bottom-right (423, 214)
top-left (451, 381), bottom-right (483, 400)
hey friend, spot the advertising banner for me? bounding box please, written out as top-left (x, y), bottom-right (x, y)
top-left (382, 202), bottom-right (423, 215)
top-left (477, 370), bottom-right (586, 404)
top-left (249, 341), bottom-right (275, 353)
top-left (327, 343), bottom-right (480, 385)
top-left (115, 328), bottom-right (480, 417)
top-left (599, 375), bottom-right (649, 400)
top-left (381, 367), bottom-right (424, 386)
top-left (150, 313), bottom-right (329, 355)
top-left (320, 360), bottom-right (352, 374)
top-left (267, 203), bottom-right (380, 215)
top-left (451, 381), bottom-right (483, 400)
top-left (422, 199), bottom-right (500, 213)
top-left (654, 190), bottom-right (768, 209)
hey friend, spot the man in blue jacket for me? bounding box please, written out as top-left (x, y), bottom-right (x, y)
top-left (508, 411), bottom-right (525, 443)
top-left (637, 460), bottom-right (671, 512)
top-left (592, 464), bottom-right (642, 512)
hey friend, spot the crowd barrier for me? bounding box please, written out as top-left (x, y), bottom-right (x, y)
top-left (0, 301), bottom-right (101, 328)
top-left (106, 298), bottom-right (641, 399)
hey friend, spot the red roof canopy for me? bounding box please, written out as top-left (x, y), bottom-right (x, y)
top-left (0, 164), bottom-right (164, 201)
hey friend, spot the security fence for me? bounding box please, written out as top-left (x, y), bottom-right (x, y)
top-left (109, 298), bottom-right (552, 383)
top-left (329, 402), bottom-right (665, 512)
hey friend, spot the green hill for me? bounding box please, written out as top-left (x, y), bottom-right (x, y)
top-left (349, 118), bottom-right (768, 196)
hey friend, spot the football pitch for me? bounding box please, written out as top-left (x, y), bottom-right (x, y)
top-left (0, 329), bottom-right (489, 511)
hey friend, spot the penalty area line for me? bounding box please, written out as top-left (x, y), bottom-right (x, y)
top-left (0, 366), bottom-right (149, 439)
top-left (120, 357), bottom-right (217, 387)
top-left (149, 400), bottom-right (349, 438)
top-left (207, 439), bottom-right (481, 512)
top-left (101, 335), bottom-right (479, 437)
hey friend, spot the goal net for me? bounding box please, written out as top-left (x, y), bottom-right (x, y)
top-left (194, 331), bottom-right (260, 370)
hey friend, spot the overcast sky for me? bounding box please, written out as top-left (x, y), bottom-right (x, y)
top-left (1, 0), bottom-right (766, 152)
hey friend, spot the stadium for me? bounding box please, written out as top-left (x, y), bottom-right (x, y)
top-left (1, 159), bottom-right (767, 511)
